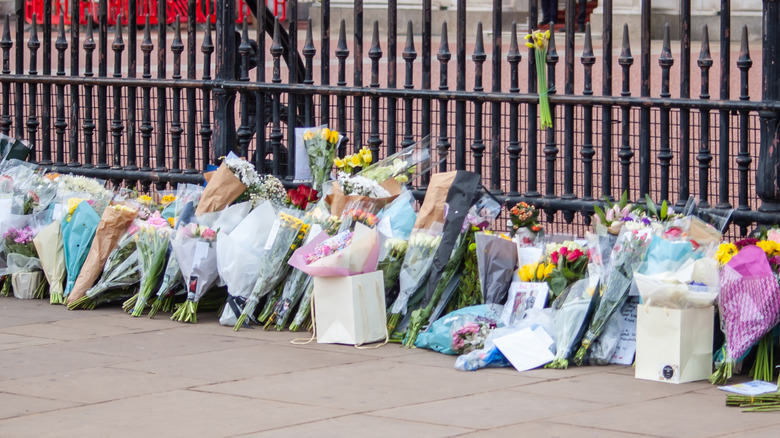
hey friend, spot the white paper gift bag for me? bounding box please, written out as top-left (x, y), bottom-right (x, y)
top-left (635, 304), bottom-right (714, 384)
top-left (312, 271), bottom-right (388, 346)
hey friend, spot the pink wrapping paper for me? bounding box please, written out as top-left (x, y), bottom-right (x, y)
top-left (288, 227), bottom-right (379, 277)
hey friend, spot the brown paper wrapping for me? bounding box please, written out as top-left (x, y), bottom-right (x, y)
top-left (688, 216), bottom-right (723, 246)
top-left (195, 163), bottom-right (247, 215)
top-left (326, 178), bottom-right (402, 217)
top-left (413, 171), bottom-right (457, 230)
top-left (66, 205), bottom-right (138, 304)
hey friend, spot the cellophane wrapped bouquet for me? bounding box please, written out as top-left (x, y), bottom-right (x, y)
top-left (572, 226), bottom-right (652, 365)
top-left (303, 125), bottom-right (341, 193)
top-left (233, 209), bottom-right (308, 330)
top-left (217, 201), bottom-right (277, 327)
top-left (710, 240), bottom-right (780, 384)
top-left (123, 211), bottom-right (173, 316)
top-left (170, 222), bottom-right (220, 323)
top-left (2, 224), bottom-right (45, 299)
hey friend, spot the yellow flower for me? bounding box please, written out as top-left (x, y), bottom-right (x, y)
top-left (519, 264), bottom-right (535, 282)
top-left (303, 131), bottom-right (315, 141)
top-left (328, 130), bottom-right (340, 144)
top-left (544, 263), bottom-right (555, 278)
top-left (350, 154), bottom-right (361, 167)
top-left (67, 197), bottom-right (85, 215)
top-left (138, 194), bottom-right (153, 205)
top-left (161, 194), bottom-right (177, 205)
top-left (716, 242), bottom-right (738, 265)
top-left (526, 42), bottom-right (535, 49)
top-left (757, 240), bottom-right (778, 257)
top-left (319, 128), bottom-right (329, 140)
top-left (536, 263), bottom-right (546, 280)
top-left (334, 157), bottom-right (344, 168)
top-left (112, 204), bottom-right (137, 213)
top-left (167, 217), bottom-right (176, 227)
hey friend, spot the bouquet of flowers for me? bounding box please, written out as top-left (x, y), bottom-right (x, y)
top-left (303, 125), bottom-right (341, 192)
top-left (337, 201), bottom-right (381, 232)
top-left (508, 201), bottom-right (542, 242)
top-left (61, 199), bottom-right (101, 300)
top-left (33, 220), bottom-right (66, 304)
top-left (266, 268), bottom-right (312, 330)
top-left (170, 222), bottom-right (219, 323)
top-left (287, 185), bottom-right (319, 211)
top-left (375, 191), bottom-right (417, 300)
top-left (3, 225), bottom-right (45, 299)
top-left (710, 244), bottom-right (780, 384)
top-left (66, 203), bottom-right (138, 306)
top-left (14, 172), bottom-right (57, 215)
top-left (56, 175), bottom-right (113, 216)
top-left (287, 202), bottom-right (346, 331)
top-left (525, 29), bottom-right (553, 129)
top-left (572, 227), bottom-right (652, 365)
top-left (147, 239), bottom-right (182, 318)
top-left (592, 191), bottom-right (644, 236)
top-left (386, 171), bottom-right (458, 333)
top-left (334, 146), bottom-right (373, 175)
top-left (547, 276), bottom-right (601, 369)
top-left (402, 171), bottom-right (481, 347)
top-left (233, 210), bottom-right (307, 330)
top-left (335, 172), bottom-right (391, 198)
top-left (217, 201), bottom-right (277, 327)
top-left (452, 317), bottom-right (498, 355)
top-left (387, 228), bottom-right (443, 332)
top-left (123, 212), bottom-right (174, 316)
top-left (544, 241), bottom-right (589, 302)
top-left (446, 196), bottom-right (502, 314)
top-left (358, 137), bottom-right (432, 185)
top-left (195, 155), bottom-right (250, 215)
top-left (67, 231), bottom-right (141, 310)
top-left (3, 226), bottom-right (37, 258)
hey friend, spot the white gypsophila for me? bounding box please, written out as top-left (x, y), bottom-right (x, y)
top-left (336, 172), bottom-right (391, 198)
top-left (224, 156), bottom-right (261, 188)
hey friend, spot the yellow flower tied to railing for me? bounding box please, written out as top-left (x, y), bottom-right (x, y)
top-left (525, 30), bottom-right (553, 129)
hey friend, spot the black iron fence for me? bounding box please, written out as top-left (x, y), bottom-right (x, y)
top-left (0, 0), bottom-right (779, 236)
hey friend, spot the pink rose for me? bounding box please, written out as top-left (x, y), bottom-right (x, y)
top-left (201, 228), bottom-right (216, 241)
top-left (768, 229), bottom-right (780, 243)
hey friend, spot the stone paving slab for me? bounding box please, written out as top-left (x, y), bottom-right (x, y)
top-left (2, 298), bottom-right (780, 437)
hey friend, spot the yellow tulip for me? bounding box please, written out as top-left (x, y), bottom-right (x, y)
top-left (536, 263), bottom-right (546, 280)
top-left (544, 263), bottom-right (555, 278)
top-left (328, 130), bottom-right (339, 144)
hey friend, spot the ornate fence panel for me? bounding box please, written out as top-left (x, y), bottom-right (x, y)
top-left (0, 0), bottom-right (779, 236)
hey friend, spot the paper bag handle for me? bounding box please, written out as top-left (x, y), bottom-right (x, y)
top-left (290, 289), bottom-right (318, 345)
top-left (354, 280), bottom-right (389, 350)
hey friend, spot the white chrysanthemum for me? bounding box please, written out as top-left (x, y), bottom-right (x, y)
top-left (336, 172), bottom-right (391, 198)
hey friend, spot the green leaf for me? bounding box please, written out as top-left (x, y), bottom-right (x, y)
top-left (645, 193), bottom-right (658, 218)
top-left (593, 205), bottom-right (608, 224)
top-left (660, 200), bottom-right (668, 220)
top-left (619, 190), bottom-right (629, 209)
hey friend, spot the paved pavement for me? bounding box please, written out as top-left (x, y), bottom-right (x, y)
top-left (2, 298), bottom-right (779, 437)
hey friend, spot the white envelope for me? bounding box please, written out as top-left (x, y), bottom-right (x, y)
top-left (312, 271), bottom-right (387, 346)
top-left (494, 326), bottom-right (555, 373)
